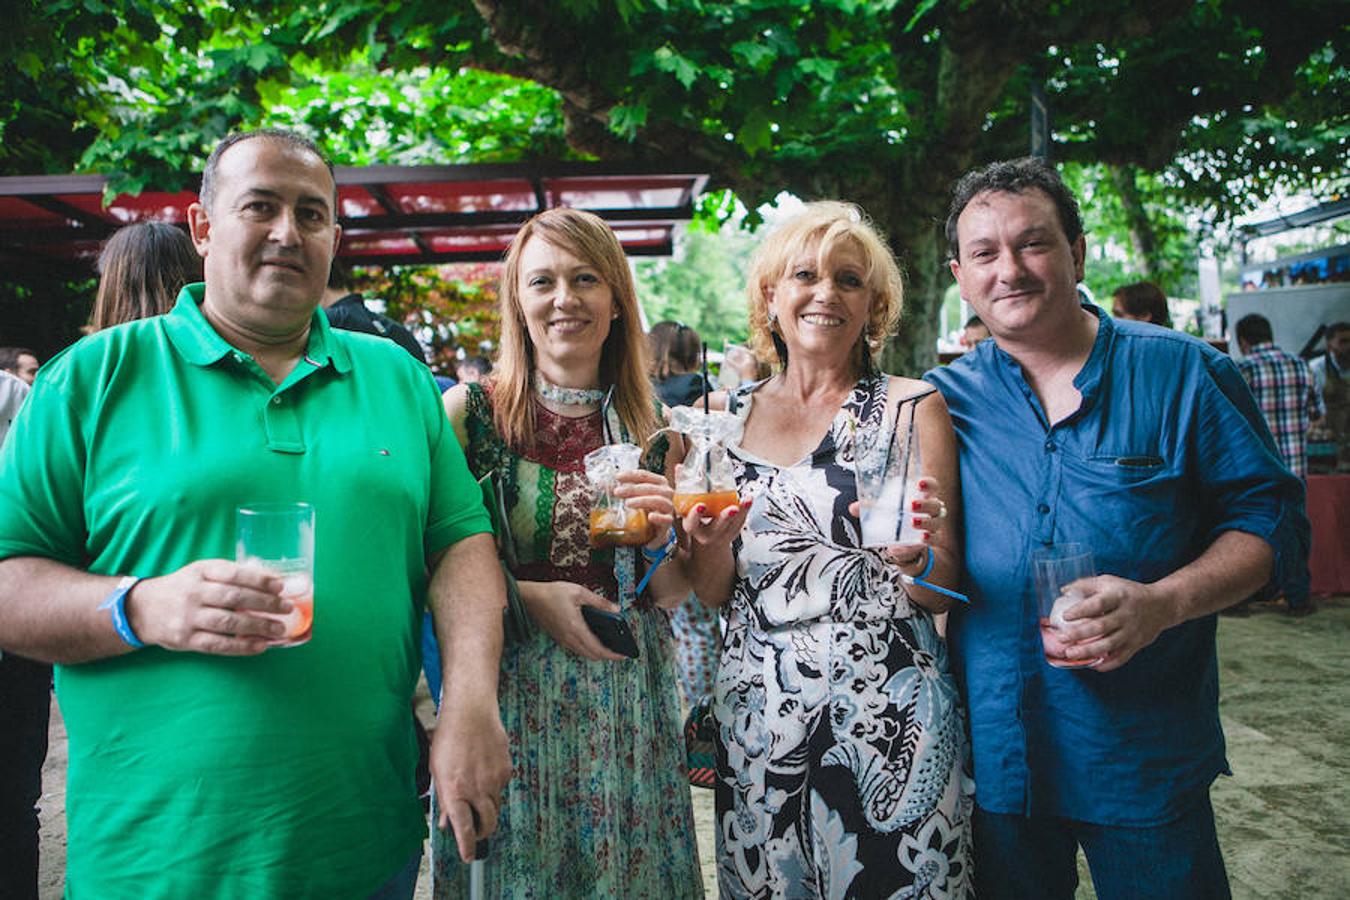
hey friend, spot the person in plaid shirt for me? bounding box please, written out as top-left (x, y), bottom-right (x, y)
top-left (1235, 313), bottom-right (1316, 615)
top-left (1236, 314), bottom-right (1318, 478)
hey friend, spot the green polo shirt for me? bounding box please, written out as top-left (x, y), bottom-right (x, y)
top-left (0, 285), bottom-right (491, 898)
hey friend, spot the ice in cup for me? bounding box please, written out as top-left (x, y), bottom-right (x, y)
top-left (853, 406), bottom-right (924, 548)
top-left (236, 502), bottom-right (315, 647)
top-left (1031, 543), bottom-right (1100, 668)
top-left (583, 443), bottom-right (650, 548)
top-left (669, 407), bottom-right (743, 518)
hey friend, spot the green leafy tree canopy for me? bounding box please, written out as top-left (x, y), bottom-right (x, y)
top-left (2, 0), bottom-right (1344, 373)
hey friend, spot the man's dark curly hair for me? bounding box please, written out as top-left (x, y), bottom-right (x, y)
top-left (945, 157), bottom-right (1084, 261)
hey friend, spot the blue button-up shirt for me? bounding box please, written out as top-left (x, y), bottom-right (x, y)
top-left (925, 306), bottom-right (1308, 825)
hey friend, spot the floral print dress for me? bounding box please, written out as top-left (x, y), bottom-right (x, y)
top-left (713, 375), bottom-right (974, 899)
top-left (668, 591), bottom-right (723, 705)
top-left (432, 384), bottom-right (702, 899)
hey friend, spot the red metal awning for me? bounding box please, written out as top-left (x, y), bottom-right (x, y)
top-left (0, 162), bottom-right (708, 271)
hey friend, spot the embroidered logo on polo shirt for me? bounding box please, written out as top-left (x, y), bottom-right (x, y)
top-left (379, 449), bottom-right (390, 456)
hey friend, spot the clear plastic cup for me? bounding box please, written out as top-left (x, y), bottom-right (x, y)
top-left (584, 444), bottom-right (649, 548)
top-left (670, 407), bottom-right (743, 520)
top-left (853, 408), bottom-right (923, 548)
top-left (716, 342), bottom-right (756, 390)
top-left (1031, 543), bottom-right (1101, 668)
top-left (236, 502), bottom-right (315, 647)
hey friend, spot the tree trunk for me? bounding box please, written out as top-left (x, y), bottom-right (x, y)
top-left (868, 150), bottom-right (968, 379)
top-left (881, 215), bottom-right (946, 377)
top-left (1108, 163), bottom-right (1157, 279)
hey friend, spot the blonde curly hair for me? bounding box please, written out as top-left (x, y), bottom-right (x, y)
top-left (745, 201), bottom-right (904, 373)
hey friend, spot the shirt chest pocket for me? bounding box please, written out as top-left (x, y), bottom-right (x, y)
top-left (1094, 453), bottom-right (1167, 481)
top-left (1065, 450), bottom-right (1175, 496)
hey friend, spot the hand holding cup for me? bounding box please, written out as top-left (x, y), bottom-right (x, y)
top-left (850, 475), bottom-right (946, 576)
top-left (236, 502), bottom-right (315, 647)
top-left (1031, 543), bottom-right (1102, 669)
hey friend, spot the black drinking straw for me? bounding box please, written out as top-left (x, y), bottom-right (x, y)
top-left (601, 385), bottom-right (615, 445)
top-left (701, 342), bottom-right (710, 416)
top-left (701, 342), bottom-right (712, 491)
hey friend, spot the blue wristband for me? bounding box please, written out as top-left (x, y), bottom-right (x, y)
top-left (642, 528), bottom-right (677, 562)
top-left (915, 546), bottom-right (936, 580)
top-left (97, 575), bottom-right (146, 649)
top-left (636, 529), bottom-right (678, 595)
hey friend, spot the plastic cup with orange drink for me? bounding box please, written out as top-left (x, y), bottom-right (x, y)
top-left (583, 443), bottom-right (651, 548)
top-left (668, 406), bottom-right (745, 519)
top-left (236, 502), bottom-right (315, 647)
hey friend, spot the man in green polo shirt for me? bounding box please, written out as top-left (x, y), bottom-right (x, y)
top-left (0, 129), bottom-right (511, 898)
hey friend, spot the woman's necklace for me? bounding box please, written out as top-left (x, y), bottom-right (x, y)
top-left (534, 372), bottom-right (604, 406)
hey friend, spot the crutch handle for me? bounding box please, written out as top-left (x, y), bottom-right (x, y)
top-left (468, 809), bottom-right (489, 900)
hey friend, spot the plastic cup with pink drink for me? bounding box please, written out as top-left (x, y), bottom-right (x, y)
top-left (1031, 543), bottom-right (1102, 668)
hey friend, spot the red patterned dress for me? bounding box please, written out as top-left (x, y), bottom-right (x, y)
top-left (432, 383), bottom-right (702, 898)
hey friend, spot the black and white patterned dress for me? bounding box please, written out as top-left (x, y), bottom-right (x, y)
top-left (713, 375), bottom-right (974, 899)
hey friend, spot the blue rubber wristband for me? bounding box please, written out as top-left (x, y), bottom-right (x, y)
top-left (636, 529), bottom-right (677, 595)
top-left (901, 548), bottom-right (970, 603)
top-left (642, 528), bottom-right (677, 562)
top-left (916, 546), bottom-right (936, 580)
top-left (97, 575), bottom-right (146, 649)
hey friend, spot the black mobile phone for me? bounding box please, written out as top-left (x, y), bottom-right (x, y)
top-left (580, 606), bottom-right (640, 659)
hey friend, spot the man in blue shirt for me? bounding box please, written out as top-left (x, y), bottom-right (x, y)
top-left (925, 157), bottom-right (1307, 899)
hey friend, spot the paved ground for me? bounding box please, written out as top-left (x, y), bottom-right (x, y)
top-left (37, 595), bottom-right (1348, 898)
top-left (1204, 595), bottom-right (1350, 899)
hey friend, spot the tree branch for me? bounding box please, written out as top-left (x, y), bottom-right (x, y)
top-left (469, 1), bottom-right (854, 211)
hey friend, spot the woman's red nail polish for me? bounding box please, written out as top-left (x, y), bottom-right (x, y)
top-left (695, 505), bottom-right (707, 516)
top-left (918, 479), bottom-right (930, 489)
top-left (911, 500), bottom-right (922, 511)
top-left (912, 516), bottom-right (923, 527)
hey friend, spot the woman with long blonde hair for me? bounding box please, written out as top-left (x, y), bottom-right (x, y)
top-left (433, 208), bottom-right (702, 897)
